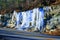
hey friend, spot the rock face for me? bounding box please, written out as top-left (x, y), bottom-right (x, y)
top-left (46, 13), bottom-right (60, 29)
top-left (45, 5), bottom-right (60, 36)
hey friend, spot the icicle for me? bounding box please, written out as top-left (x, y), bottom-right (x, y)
top-left (14, 11), bottom-right (26, 30)
top-left (20, 11), bottom-right (27, 30)
top-left (12, 10), bottom-right (17, 22)
top-left (31, 9), bottom-right (35, 27)
top-left (24, 10), bottom-right (30, 28)
top-left (35, 8), bottom-right (39, 30)
top-left (28, 10), bottom-right (33, 28)
top-left (15, 12), bottom-right (23, 29)
top-left (18, 11), bottom-right (31, 31)
top-left (38, 8), bottom-right (44, 32)
top-left (16, 12), bottom-right (20, 28)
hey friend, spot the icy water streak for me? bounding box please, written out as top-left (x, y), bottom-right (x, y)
top-left (12, 8), bottom-right (44, 32)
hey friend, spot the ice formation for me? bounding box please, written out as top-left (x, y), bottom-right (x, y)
top-left (12, 8), bottom-right (45, 32)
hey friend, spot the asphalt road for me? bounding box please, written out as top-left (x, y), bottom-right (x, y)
top-left (0, 28), bottom-right (60, 40)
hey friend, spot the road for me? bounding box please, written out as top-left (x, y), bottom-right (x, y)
top-left (0, 28), bottom-right (60, 40)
